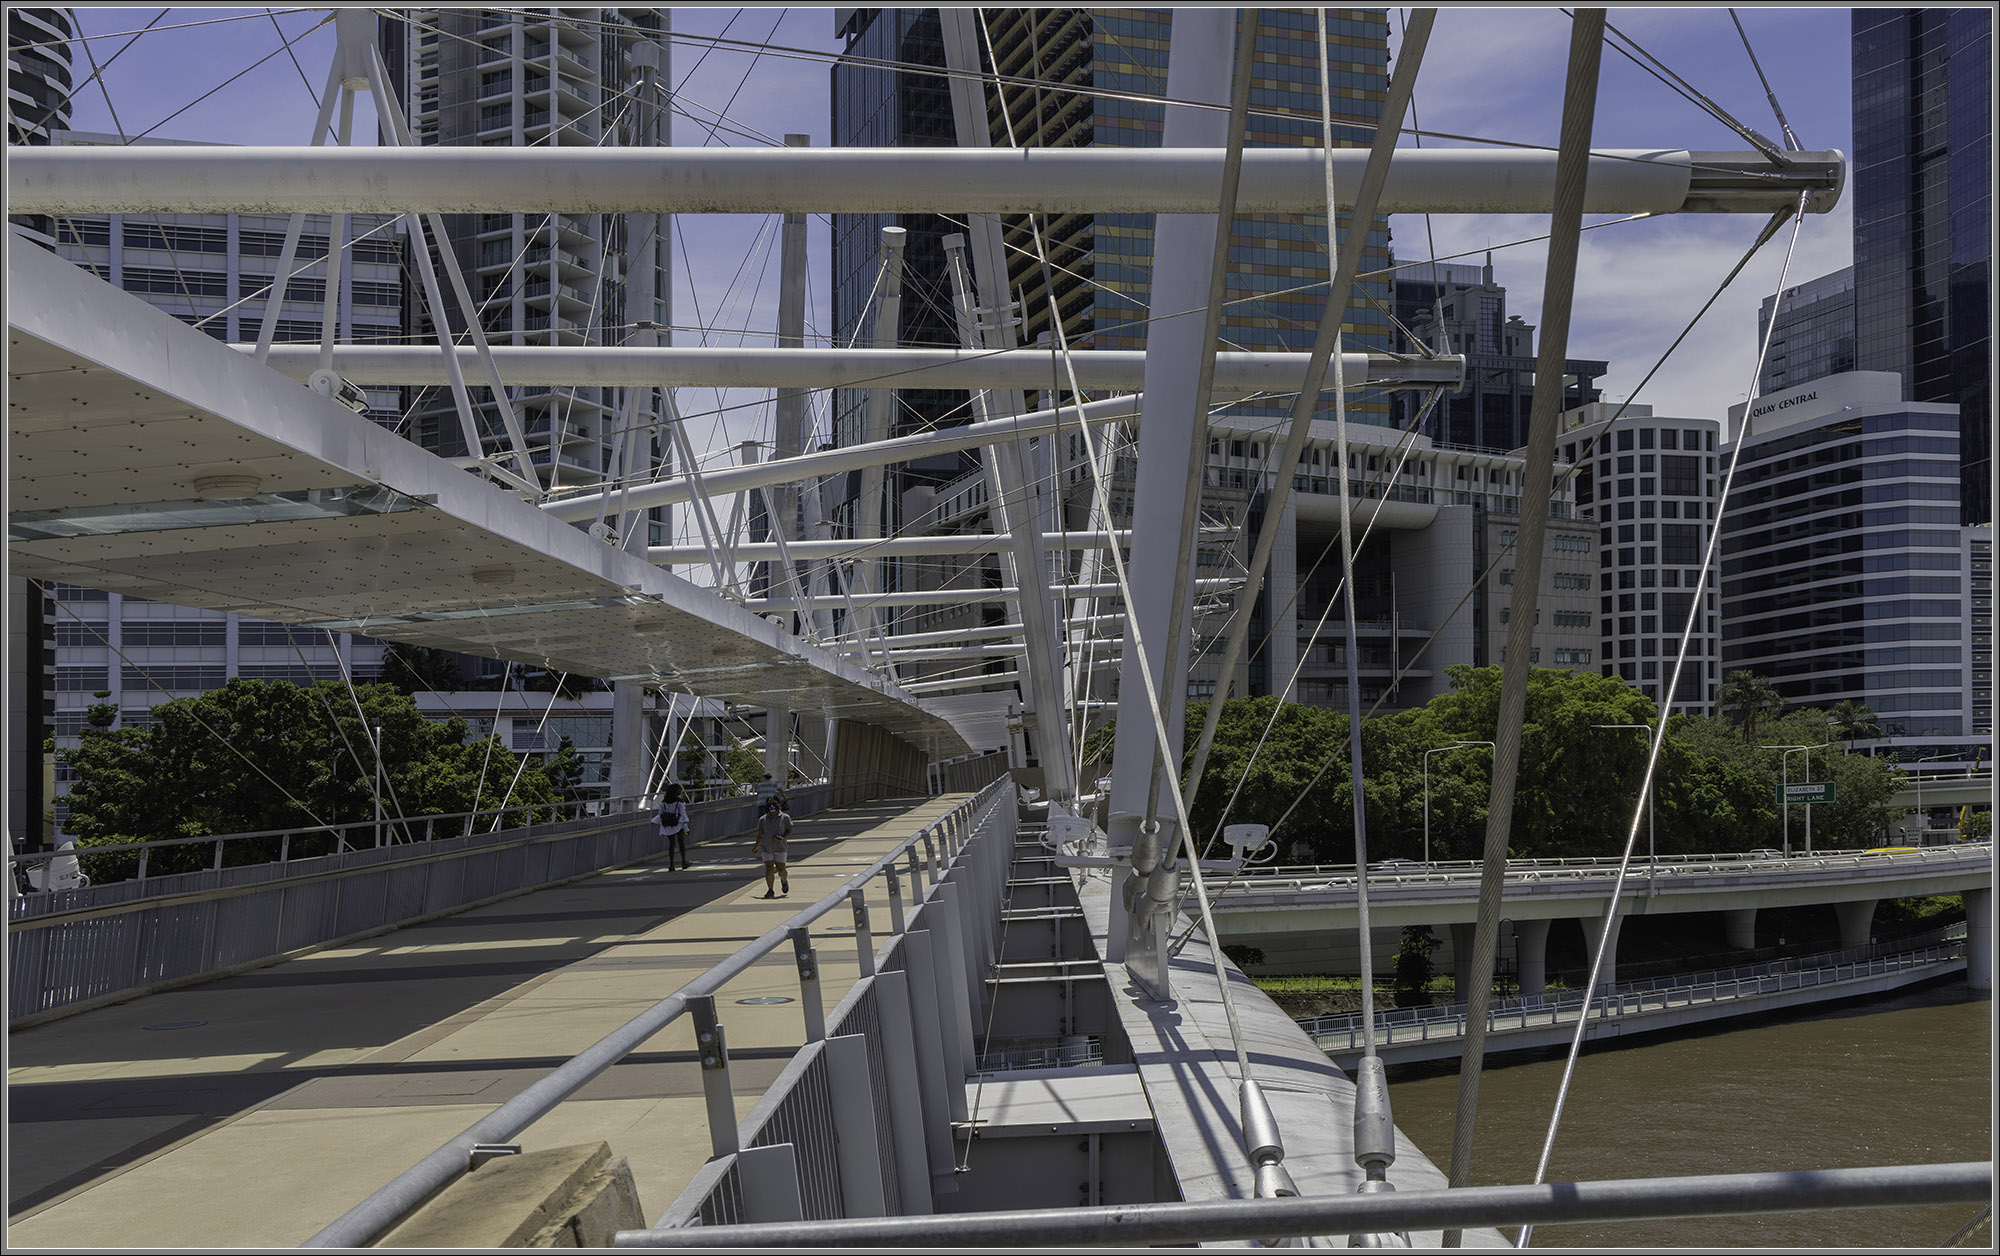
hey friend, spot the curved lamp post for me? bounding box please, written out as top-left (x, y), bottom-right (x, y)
top-left (1423, 741), bottom-right (1493, 864)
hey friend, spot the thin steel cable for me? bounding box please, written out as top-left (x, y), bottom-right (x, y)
top-left (1247, 180), bottom-right (1798, 882)
top-left (488, 672), bottom-right (574, 831)
top-left (1727, 10), bottom-right (1801, 151)
top-left (1445, 14), bottom-right (1605, 1241)
top-left (1514, 190), bottom-right (1813, 1248)
top-left (129, 13), bottom-right (335, 143)
top-left (44, 593), bottom-right (331, 830)
top-left (974, 6), bottom-right (1256, 1079)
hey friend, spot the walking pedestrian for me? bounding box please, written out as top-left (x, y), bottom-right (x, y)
top-left (754, 797), bottom-right (792, 898)
top-left (658, 783), bottom-right (690, 870)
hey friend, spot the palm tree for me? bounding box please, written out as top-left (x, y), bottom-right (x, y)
top-left (1718, 669), bottom-right (1785, 740)
top-left (1829, 699), bottom-right (1883, 753)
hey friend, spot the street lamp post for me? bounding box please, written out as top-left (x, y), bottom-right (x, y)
top-left (1761, 742), bottom-right (1832, 855)
top-left (1907, 752), bottom-right (1955, 841)
top-left (1593, 724), bottom-right (1657, 877)
top-left (1423, 741), bottom-right (1493, 864)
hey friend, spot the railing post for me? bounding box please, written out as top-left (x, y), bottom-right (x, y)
top-left (137, 845), bottom-right (150, 881)
top-left (923, 831), bottom-right (940, 884)
top-left (736, 1143), bottom-right (805, 1223)
top-left (927, 887), bottom-right (976, 1109)
top-left (906, 847), bottom-right (926, 897)
top-left (213, 838), bottom-right (225, 872)
top-left (886, 866), bottom-right (906, 934)
top-left (690, 994), bottom-right (739, 1156)
top-left (871, 969), bottom-right (935, 1213)
top-left (899, 929), bottom-right (962, 1175)
top-left (791, 925), bottom-right (825, 1042)
top-left (850, 887), bottom-right (876, 977)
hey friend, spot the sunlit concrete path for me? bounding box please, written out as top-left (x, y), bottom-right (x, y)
top-left (7, 792), bottom-right (969, 1249)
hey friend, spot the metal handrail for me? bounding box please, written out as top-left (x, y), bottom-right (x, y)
top-left (1295, 922), bottom-right (1969, 1038)
top-left (1303, 942), bottom-right (1967, 1052)
top-left (302, 775), bottom-right (1010, 1249)
top-left (1222, 843), bottom-right (1994, 896)
top-left (10, 793), bottom-right (651, 888)
top-left (609, 1162), bottom-right (1992, 1247)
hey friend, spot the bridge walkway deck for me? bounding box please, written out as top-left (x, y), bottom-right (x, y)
top-left (6, 791), bottom-right (970, 1248)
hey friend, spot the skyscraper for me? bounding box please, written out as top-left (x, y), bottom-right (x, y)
top-left (1389, 252), bottom-right (1607, 452)
top-left (379, 8), bottom-right (672, 523)
top-left (1756, 266), bottom-right (1857, 397)
top-left (1851, 8), bottom-right (1991, 528)
top-left (1722, 371), bottom-right (1986, 763)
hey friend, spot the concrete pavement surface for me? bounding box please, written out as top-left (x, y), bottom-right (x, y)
top-left (7, 792), bottom-right (968, 1248)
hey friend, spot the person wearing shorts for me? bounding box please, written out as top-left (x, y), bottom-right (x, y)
top-left (755, 798), bottom-right (792, 898)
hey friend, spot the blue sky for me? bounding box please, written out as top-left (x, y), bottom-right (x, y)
top-left (53, 6), bottom-right (1858, 436)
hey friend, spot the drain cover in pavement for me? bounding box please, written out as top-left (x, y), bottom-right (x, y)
top-left (735, 996), bottom-right (795, 1006)
top-left (143, 1020), bottom-right (207, 1030)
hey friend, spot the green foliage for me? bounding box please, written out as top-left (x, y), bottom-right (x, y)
top-left (1221, 943), bottom-right (1266, 970)
top-left (1393, 926), bottom-right (1440, 1008)
top-left (378, 643), bottom-right (464, 695)
top-left (61, 679), bottom-right (576, 878)
top-left (722, 735), bottom-right (765, 787)
top-left (1718, 669), bottom-right (1785, 740)
top-left (1966, 810), bottom-right (1993, 839)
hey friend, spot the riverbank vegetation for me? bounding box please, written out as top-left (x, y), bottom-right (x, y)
top-left (1084, 666), bottom-right (1910, 864)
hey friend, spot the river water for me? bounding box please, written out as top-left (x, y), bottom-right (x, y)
top-left (1387, 981), bottom-right (1993, 1248)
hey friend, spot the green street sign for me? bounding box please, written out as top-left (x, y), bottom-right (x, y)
top-left (1780, 782), bottom-right (1835, 805)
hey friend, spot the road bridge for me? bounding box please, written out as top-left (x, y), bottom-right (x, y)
top-left (1210, 846), bottom-right (1994, 994)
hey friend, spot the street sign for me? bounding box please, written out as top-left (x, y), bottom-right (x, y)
top-left (1780, 782), bottom-right (1835, 805)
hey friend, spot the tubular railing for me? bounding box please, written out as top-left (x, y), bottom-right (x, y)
top-left (7, 775), bottom-right (904, 1021)
top-left (303, 774), bottom-right (1016, 1247)
top-left (1295, 921), bottom-right (1970, 1041)
top-left (1224, 841), bottom-right (1995, 896)
top-left (1301, 940), bottom-right (1968, 1055)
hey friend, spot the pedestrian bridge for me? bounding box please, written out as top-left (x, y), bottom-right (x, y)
top-left (1210, 845), bottom-right (1995, 994)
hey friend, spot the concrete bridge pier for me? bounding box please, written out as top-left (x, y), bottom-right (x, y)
top-left (1580, 909), bottom-right (1623, 994)
top-left (1513, 918), bottom-right (1550, 998)
top-left (1449, 923), bottom-right (1477, 998)
top-left (1723, 907), bottom-right (1758, 950)
top-left (1833, 898), bottom-right (1878, 950)
top-left (1966, 888), bottom-right (1992, 992)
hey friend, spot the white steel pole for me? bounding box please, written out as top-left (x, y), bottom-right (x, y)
top-left (11, 146), bottom-right (1847, 218)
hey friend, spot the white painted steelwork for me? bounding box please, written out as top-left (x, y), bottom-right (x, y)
top-left (8, 146), bottom-right (1844, 217)
top-left (243, 345), bottom-right (1465, 397)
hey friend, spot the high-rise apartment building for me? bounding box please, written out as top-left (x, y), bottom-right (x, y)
top-left (6, 6), bottom-right (72, 247)
top-left (1722, 372), bottom-right (1987, 764)
top-left (379, 8), bottom-right (672, 524)
top-left (1559, 403), bottom-right (1723, 713)
top-left (1389, 253), bottom-right (1607, 452)
top-left (1757, 266), bottom-right (1857, 398)
top-left (1851, 8), bottom-right (1991, 528)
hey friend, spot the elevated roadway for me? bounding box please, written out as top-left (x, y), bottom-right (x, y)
top-left (1210, 845), bottom-right (1994, 992)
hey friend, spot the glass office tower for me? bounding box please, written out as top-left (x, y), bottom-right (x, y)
top-left (1851, 8), bottom-right (1991, 528)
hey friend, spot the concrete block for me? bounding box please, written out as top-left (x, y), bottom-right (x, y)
top-left (378, 1141), bottom-right (645, 1249)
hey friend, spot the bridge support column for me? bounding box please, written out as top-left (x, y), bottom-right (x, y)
top-left (1513, 918), bottom-right (1550, 998)
top-left (1834, 898), bottom-right (1878, 950)
top-left (1449, 923), bottom-right (1478, 998)
top-left (1966, 888), bottom-right (1992, 992)
top-left (765, 706), bottom-right (790, 787)
top-left (1723, 907), bottom-right (1758, 951)
top-left (1580, 909), bottom-right (1623, 995)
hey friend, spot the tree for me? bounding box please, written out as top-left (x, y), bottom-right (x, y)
top-left (1718, 670), bottom-right (1785, 741)
top-left (1828, 699), bottom-right (1883, 752)
top-left (722, 735), bottom-right (764, 788)
top-left (1393, 926), bottom-right (1440, 1007)
top-left (378, 643), bottom-right (463, 696)
top-left (62, 679), bottom-right (574, 878)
